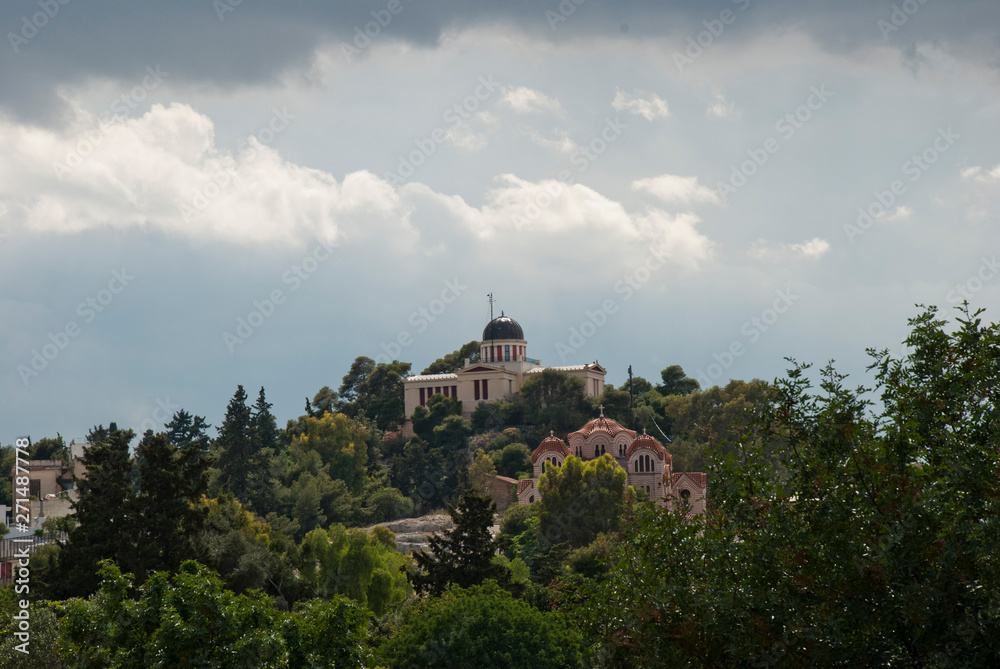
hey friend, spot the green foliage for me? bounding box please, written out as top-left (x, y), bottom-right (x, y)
top-left (338, 356), bottom-right (412, 429)
top-left (298, 524), bottom-right (411, 615)
top-left (0, 446), bottom-right (12, 507)
top-left (410, 490), bottom-right (508, 596)
top-left (27, 435), bottom-right (66, 461)
top-left (422, 340), bottom-right (479, 374)
top-left (164, 409), bottom-right (211, 453)
top-left (470, 399), bottom-right (524, 432)
top-left (657, 364), bottom-right (700, 396)
top-left (518, 369), bottom-right (590, 433)
top-left (580, 305), bottom-right (1000, 666)
top-left (490, 442), bottom-right (532, 479)
top-left (537, 454), bottom-right (627, 550)
top-left (374, 581), bottom-right (584, 668)
top-left (410, 393), bottom-right (462, 441)
top-left (58, 560), bottom-right (289, 667)
top-left (56, 427), bottom-right (137, 597)
top-left (288, 412), bottom-right (369, 494)
top-left (467, 449), bottom-right (497, 496)
top-left (283, 597), bottom-right (372, 668)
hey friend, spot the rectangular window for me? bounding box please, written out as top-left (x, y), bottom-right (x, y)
top-left (451, 385), bottom-right (457, 398)
top-left (474, 379), bottom-right (480, 400)
top-left (505, 345), bottom-right (510, 361)
top-left (435, 387), bottom-right (441, 396)
top-left (482, 379), bottom-right (489, 400)
top-left (419, 387), bottom-right (426, 406)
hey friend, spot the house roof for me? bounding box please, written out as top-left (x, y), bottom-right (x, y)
top-left (625, 430), bottom-right (668, 460)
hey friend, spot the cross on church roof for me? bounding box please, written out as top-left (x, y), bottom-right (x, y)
top-left (550, 430), bottom-right (554, 437)
top-left (598, 404), bottom-right (604, 417)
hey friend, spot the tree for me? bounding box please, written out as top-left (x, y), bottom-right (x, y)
top-left (468, 449), bottom-right (498, 496)
top-left (536, 454), bottom-right (627, 550)
top-left (580, 305), bottom-right (1000, 666)
top-left (657, 364), bottom-right (700, 396)
top-left (27, 435), bottom-right (66, 461)
top-left (409, 490), bottom-right (508, 596)
top-left (298, 524), bottom-right (412, 615)
top-left (164, 409), bottom-right (212, 454)
top-left (490, 442), bottom-right (531, 479)
top-left (131, 433), bottom-right (212, 579)
top-left (215, 385), bottom-right (253, 500)
top-left (338, 357), bottom-right (412, 429)
top-left (518, 369), bottom-right (590, 432)
top-left (422, 340), bottom-right (479, 374)
top-left (56, 427), bottom-right (137, 597)
top-left (375, 581), bottom-right (584, 668)
top-left (247, 386), bottom-right (280, 511)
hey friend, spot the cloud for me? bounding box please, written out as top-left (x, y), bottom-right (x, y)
top-left (876, 205), bottom-right (912, 222)
top-left (612, 89), bottom-right (670, 120)
top-left (500, 86), bottom-right (564, 115)
top-left (961, 165), bottom-right (1000, 182)
top-left (0, 102), bottom-right (416, 249)
top-left (632, 174), bottom-right (719, 206)
top-left (748, 237), bottom-right (830, 261)
top-left (707, 94), bottom-right (738, 119)
top-left (520, 126), bottom-right (577, 154)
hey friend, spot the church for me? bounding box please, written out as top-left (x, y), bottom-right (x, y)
top-left (403, 312), bottom-right (707, 514)
top-left (516, 409), bottom-right (708, 515)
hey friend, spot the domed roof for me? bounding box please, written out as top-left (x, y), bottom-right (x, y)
top-left (570, 414), bottom-right (636, 440)
top-left (626, 429), bottom-right (668, 461)
top-left (482, 312), bottom-right (524, 341)
top-left (531, 432), bottom-right (570, 463)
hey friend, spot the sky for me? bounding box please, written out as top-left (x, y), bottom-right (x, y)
top-left (2, 0), bottom-right (1000, 445)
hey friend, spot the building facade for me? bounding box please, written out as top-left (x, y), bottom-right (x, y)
top-left (402, 314), bottom-right (606, 432)
top-left (516, 410), bottom-right (708, 516)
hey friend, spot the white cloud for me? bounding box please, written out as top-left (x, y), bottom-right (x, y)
top-left (876, 205), bottom-right (912, 222)
top-left (500, 86), bottom-right (563, 115)
top-left (707, 94), bottom-right (737, 119)
top-left (632, 174), bottom-right (719, 206)
top-left (748, 237), bottom-right (830, 261)
top-left (0, 103), bottom-right (416, 249)
top-left (520, 126), bottom-right (577, 154)
top-left (961, 165), bottom-right (1000, 182)
top-left (611, 88), bottom-right (670, 120)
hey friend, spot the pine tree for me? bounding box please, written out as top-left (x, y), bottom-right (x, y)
top-left (57, 426), bottom-right (137, 597)
top-left (410, 490), bottom-right (508, 596)
top-left (164, 409), bottom-right (212, 454)
top-left (216, 385), bottom-right (253, 502)
top-left (132, 433), bottom-right (212, 581)
top-left (245, 387), bottom-right (278, 512)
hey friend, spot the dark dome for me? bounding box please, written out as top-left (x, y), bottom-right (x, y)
top-left (482, 313), bottom-right (524, 341)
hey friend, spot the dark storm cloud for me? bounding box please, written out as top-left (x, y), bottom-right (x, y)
top-left (1, 0), bottom-right (997, 125)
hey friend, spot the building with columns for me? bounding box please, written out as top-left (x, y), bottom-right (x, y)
top-left (515, 407), bottom-right (708, 516)
top-left (402, 313), bottom-right (606, 433)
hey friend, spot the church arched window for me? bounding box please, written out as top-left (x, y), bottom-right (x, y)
top-left (633, 460), bottom-right (639, 473)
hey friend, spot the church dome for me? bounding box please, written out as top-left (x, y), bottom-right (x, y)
top-left (482, 313), bottom-right (524, 341)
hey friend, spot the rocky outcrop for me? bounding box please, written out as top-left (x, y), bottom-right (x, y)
top-left (368, 514), bottom-right (454, 554)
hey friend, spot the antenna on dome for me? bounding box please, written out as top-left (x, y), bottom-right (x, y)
top-left (487, 293), bottom-right (495, 362)
top-left (487, 293), bottom-right (495, 321)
